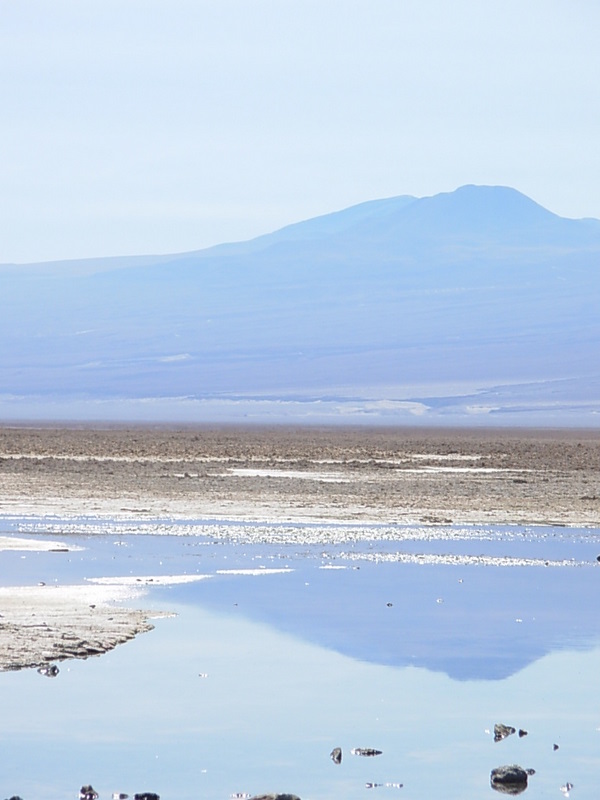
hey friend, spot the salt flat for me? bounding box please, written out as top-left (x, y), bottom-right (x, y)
top-left (0, 424), bottom-right (599, 526)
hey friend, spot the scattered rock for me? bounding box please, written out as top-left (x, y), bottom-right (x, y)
top-left (490, 765), bottom-right (535, 795)
top-left (351, 748), bottom-right (383, 757)
top-left (518, 729), bottom-right (528, 738)
top-left (37, 663), bottom-right (59, 677)
top-left (80, 787), bottom-right (99, 800)
top-left (494, 723), bottom-right (517, 742)
top-left (330, 747), bottom-right (342, 764)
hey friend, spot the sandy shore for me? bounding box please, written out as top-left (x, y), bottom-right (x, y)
top-left (2, 424), bottom-right (600, 673)
top-left (1, 424), bottom-right (599, 526)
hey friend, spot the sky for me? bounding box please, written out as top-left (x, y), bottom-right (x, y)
top-left (1, 0), bottom-right (599, 264)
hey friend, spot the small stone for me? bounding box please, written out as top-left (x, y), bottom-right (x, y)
top-left (80, 787), bottom-right (99, 800)
top-left (518, 729), bottom-right (528, 737)
top-left (330, 747), bottom-right (342, 764)
top-left (248, 795), bottom-right (301, 800)
top-left (37, 663), bottom-right (59, 677)
top-left (134, 795), bottom-right (160, 800)
top-left (494, 723), bottom-right (516, 742)
top-left (351, 747), bottom-right (383, 757)
top-left (490, 765), bottom-right (532, 795)
top-left (553, 744), bottom-right (560, 751)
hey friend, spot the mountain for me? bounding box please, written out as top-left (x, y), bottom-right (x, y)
top-left (1, 185), bottom-right (600, 425)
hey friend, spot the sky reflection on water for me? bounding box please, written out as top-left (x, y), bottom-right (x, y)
top-left (1, 521), bottom-right (600, 799)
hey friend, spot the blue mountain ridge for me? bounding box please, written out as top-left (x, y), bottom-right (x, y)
top-left (1, 184), bottom-right (599, 424)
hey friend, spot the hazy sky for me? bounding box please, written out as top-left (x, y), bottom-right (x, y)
top-left (1, 0), bottom-right (599, 263)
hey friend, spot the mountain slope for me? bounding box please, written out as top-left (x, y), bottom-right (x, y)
top-left (1, 185), bottom-right (600, 425)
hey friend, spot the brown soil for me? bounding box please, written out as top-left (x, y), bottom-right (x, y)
top-left (1, 424), bottom-right (600, 526)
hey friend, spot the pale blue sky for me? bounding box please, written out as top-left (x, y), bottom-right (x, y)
top-left (1, 0), bottom-right (599, 263)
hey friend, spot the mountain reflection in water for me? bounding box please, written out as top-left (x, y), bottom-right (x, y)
top-left (2, 520), bottom-right (600, 799)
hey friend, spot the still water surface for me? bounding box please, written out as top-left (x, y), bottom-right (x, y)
top-left (1, 520), bottom-right (600, 799)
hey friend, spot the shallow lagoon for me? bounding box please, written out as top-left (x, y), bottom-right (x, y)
top-left (1, 519), bottom-right (600, 800)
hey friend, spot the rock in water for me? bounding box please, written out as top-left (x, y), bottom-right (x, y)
top-left (37, 664), bottom-right (59, 677)
top-left (134, 795), bottom-right (160, 800)
top-left (351, 747), bottom-right (383, 757)
top-left (330, 747), bottom-right (342, 764)
top-left (494, 723), bottom-right (516, 742)
top-left (490, 765), bottom-right (534, 795)
top-left (80, 787), bottom-right (99, 800)
top-left (248, 795), bottom-right (301, 800)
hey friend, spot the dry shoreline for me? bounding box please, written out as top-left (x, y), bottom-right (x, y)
top-left (2, 424), bottom-right (600, 673)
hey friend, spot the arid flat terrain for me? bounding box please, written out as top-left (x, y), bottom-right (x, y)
top-left (1, 424), bottom-right (600, 526)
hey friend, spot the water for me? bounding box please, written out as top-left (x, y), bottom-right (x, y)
top-left (1, 518), bottom-right (600, 799)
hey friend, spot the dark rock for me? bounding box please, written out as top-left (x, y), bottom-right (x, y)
top-left (553, 744), bottom-right (559, 751)
top-left (518, 729), bottom-right (528, 737)
top-left (330, 747), bottom-right (342, 764)
top-left (490, 765), bottom-right (534, 795)
top-left (494, 723), bottom-right (516, 742)
top-left (5, 796), bottom-right (24, 800)
top-left (134, 795), bottom-right (160, 800)
top-left (80, 787), bottom-right (99, 800)
top-left (37, 664), bottom-right (59, 677)
top-left (351, 747), bottom-right (383, 757)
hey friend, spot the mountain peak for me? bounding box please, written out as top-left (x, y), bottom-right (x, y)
top-left (401, 184), bottom-right (559, 237)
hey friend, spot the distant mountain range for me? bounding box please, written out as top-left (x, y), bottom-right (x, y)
top-left (1, 184), bottom-right (600, 425)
